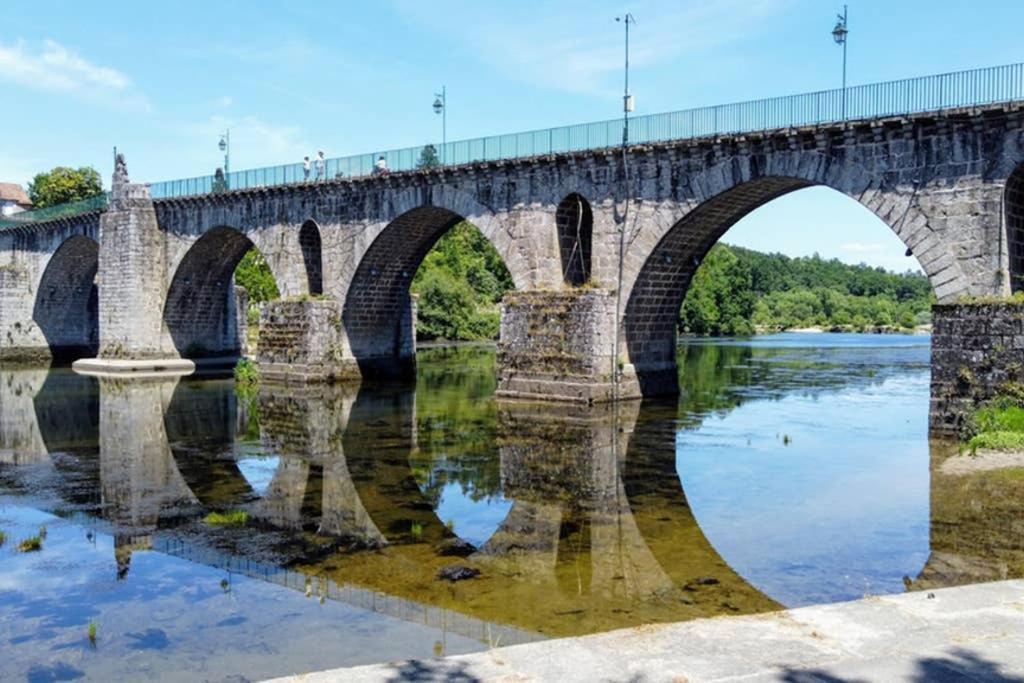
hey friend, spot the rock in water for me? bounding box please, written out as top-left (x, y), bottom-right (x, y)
top-left (437, 565), bottom-right (480, 582)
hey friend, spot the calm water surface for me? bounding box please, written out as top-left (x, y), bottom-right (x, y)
top-left (1, 333), bottom-right (1021, 682)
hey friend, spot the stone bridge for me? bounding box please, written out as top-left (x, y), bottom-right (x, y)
top-left (3, 104), bottom-right (1024, 412)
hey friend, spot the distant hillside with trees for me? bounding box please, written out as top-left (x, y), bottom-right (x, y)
top-left (680, 244), bottom-right (933, 336)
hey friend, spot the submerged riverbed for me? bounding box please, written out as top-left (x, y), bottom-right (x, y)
top-left (1, 333), bottom-right (1021, 681)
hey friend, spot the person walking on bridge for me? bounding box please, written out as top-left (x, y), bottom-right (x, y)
top-left (315, 150), bottom-right (326, 180)
top-left (303, 156), bottom-right (311, 181)
top-left (374, 155), bottom-right (389, 176)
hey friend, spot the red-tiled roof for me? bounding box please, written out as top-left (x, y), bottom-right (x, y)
top-left (0, 183), bottom-right (31, 206)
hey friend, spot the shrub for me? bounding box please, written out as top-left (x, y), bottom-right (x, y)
top-left (234, 358), bottom-right (259, 385)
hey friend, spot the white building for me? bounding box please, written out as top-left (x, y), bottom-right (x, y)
top-left (0, 183), bottom-right (32, 217)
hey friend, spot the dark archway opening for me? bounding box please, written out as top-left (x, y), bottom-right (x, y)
top-left (556, 193), bottom-right (593, 286)
top-left (33, 235), bottom-right (99, 362)
top-left (1005, 164), bottom-right (1024, 293)
top-left (299, 220), bottom-right (323, 295)
top-left (163, 227), bottom-right (278, 360)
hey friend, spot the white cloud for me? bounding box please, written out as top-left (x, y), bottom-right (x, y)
top-left (393, 0), bottom-right (791, 96)
top-left (841, 242), bottom-right (884, 253)
top-left (216, 96), bottom-right (233, 109)
top-left (0, 39), bottom-right (148, 110)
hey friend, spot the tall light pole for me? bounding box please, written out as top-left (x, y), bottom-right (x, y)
top-left (832, 5), bottom-right (849, 120)
top-left (613, 13), bottom-right (636, 403)
top-left (218, 130), bottom-right (231, 175)
top-left (433, 87), bottom-right (446, 163)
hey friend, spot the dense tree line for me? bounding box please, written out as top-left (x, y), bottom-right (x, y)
top-left (679, 244), bottom-right (933, 336)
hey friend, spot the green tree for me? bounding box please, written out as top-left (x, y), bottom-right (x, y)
top-left (411, 221), bottom-right (513, 340)
top-left (680, 244), bottom-right (756, 336)
top-left (417, 144), bottom-right (441, 169)
top-left (235, 248), bottom-right (280, 303)
top-left (28, 166), bottom-right (103, 208)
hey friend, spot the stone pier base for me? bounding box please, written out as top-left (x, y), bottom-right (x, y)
top-left (257, 299), bottom-right (358, 383)
top-left (930, 302), bottom-right (1024, 435)
top-left (496, 289), bottom-right (640, 404)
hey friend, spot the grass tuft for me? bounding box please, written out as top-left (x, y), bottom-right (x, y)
top-left (968, 430), bottom-right (1024, 454)
top-left (203, 509), bottom-right (249, 527)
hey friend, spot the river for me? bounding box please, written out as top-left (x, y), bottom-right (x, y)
top-left (1, 333), bottom-right (1020, 681)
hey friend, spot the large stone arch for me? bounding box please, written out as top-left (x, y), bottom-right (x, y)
top-left (32, 234), bottom-right (99, 361)
top-left (622, 152), bottom-right (967, 395)
top-left (161, 226), bottom-right (270, 358)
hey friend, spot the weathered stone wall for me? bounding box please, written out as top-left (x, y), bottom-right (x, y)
top-left (930, 302), bottom-right (1024, 434)
top-left (496, 289), bottom-right (638, 403)
top-left (257, 299), bottom-right (355, 383)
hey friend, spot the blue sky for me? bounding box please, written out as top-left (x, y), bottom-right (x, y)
top-left (2, 0), bottom-right (1021, 272)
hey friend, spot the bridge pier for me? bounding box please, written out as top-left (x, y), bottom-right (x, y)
top-left (930, 301), bottom-right (1024, 435)
top-left (496, 289), bottom-right (640, 404)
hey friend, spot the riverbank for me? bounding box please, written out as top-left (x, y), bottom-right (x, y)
top-left (266, 579), bottom-right (1024, 682)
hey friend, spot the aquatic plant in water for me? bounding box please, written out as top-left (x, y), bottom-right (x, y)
top-left (203, 510), bottom-right (249, 527)
top-left (0, 530), bottom-right (6, 547)
top-left (16, 535), bottom-right (42, 552)
top-left (87, 620), bottom-right (97, 646)
top-left (234, 358), bottom-right (259, 385)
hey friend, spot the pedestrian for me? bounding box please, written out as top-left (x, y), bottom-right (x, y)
top-left (315, 150), bottom-right (326, 180)
top-left (303, 156), bottom-right (311, 181)
top-left (374, 155), bottom-right (388, 176)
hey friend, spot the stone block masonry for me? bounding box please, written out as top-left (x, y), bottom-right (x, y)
top-left (257, 299), bottom-right (358, 383)
top-left (496, 289), bottom-right (640, 403)
top-left (930, 301), bottom-right (1024, 434)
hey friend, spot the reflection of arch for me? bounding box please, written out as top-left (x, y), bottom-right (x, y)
top-left (1005, 164), bottom-right (1024, 293)
top-left (164, 379), bottom-right (255, 507)
top-left (299, 220), bottom-right (323, 295)
top-left (556, 193), bottom-right (593, 286)
top-left (32, 235), bottom-right (99, 361)
top-left (162, 227), bottom-right (255, 358)
top-left (624, 175), bottom-right (939, 395)
top-left (341, 207), bottom-right (464, 376)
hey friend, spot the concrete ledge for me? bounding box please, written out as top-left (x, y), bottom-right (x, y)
top-left (72, 357), bottom-right (197, 378)
top-left (263, 579), bottom-right (1024, 682)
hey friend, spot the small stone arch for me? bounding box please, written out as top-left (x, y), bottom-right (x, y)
top-left (299, 220), bottom-right (323, 295)
top-left (556, 193), bottom-right (593, 286)
top-left (162, 226), bottom-right (264, 359)
top-left (32, 235), bottom-right (99, 361)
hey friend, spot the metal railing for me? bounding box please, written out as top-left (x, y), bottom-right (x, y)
top-left (8, 62), bottom-right (1024, 225)
top-left (0, 193), bottom-right (109, 229)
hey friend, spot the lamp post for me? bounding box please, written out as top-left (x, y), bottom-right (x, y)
top-left (433, 87), bottom-right (446, 163)
top-left (218, 130), bottom-right (231, 176)
top-left (612, 13), bottom-right (636, 403)
top-left (832, 5), bottom-right (849, 120)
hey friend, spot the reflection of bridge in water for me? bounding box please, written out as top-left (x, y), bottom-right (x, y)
top-left (0, 365), bottom-right (1021, 644)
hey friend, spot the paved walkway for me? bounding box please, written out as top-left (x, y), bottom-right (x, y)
top-left (265, 580), bottom-right (1024, 682)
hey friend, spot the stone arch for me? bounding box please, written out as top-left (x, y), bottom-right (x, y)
top-left (1005, 164), bottom-right (1024, 293)
top-left (556, 193), bottom-right (593, 286)
top-left (342, 204), bottom-right (514, 376)
top-left (299, 220), bottom-right (323, 295)
top-left (32, 235), bottom-right (99, 361)
top-left (162, 226), bottom-right (260, 359)
top-left (623, 155), bottom-right (960, 396)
